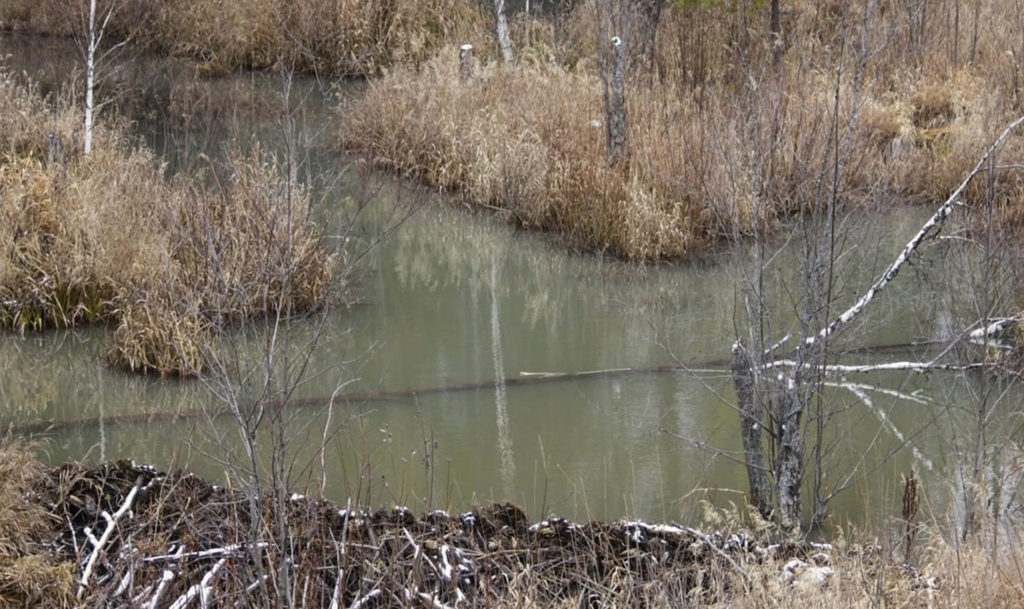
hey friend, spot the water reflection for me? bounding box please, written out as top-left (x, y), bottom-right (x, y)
top-left (489, 255), bottom-right (515, 497)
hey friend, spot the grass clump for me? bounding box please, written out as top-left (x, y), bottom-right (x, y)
top-left (0, 68), bottom-right (334, 376)
top-left (340, 0), bottom-right (1024, 261)
top-left (341, 52), bottom-right (709, 259)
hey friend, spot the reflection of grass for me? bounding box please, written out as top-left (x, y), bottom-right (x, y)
top-left (0, 68), bottom-right (333, 376)
top-left (341, 1), bottom-right (1024, 261)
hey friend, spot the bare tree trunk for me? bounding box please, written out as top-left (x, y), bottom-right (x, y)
top-left (494, 0), bottom-right (514, 66)
top-left (605, 35), bottom-right (628, 166)
top-left (84, 0), bottom-right (97, 155)
top-left (630, 0), bottom-right (662, 68)
top-left (774, 371), bottom-right (804, 533)
top-left (732, 341), bottom-right (772, 519)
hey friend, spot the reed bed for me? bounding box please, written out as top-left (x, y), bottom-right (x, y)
top-left (2, 444), bottom-right (1023, 608)
top-left (0, 68), bottom-right (333, 376)
top-left (0, 0), bottom-right (489, 77)
top-left (340, 0), bottom-right (1024, 260)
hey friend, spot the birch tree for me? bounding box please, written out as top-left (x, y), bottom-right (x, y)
top-left (494, 0), bottom-right (515, 66)
top-left (81, 0), bottom-right (125, 156)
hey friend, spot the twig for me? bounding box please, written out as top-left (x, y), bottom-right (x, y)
top-left (328, 569), bottom-right (344, 609)
top-left (167, 557), bottom-right (226, 609)
top-left (834, 382), bottom-right (934, 471)
top-left (347, 588), bottom-right (381, 609)
top-left (77, 474), bottom-right (144, 599)
top-left (677, 524), bottom-right (751, 580)
top-left (141, 550), bottom-right (179, 609)
top-left (144, 542), bottom-right (266, 563)
top-left (405, 588), bottom-right (455, 609)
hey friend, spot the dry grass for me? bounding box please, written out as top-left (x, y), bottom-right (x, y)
top-left (0, 0), bottom-right (489, 77)
top-left (0, 68), bottom-right (334, 376)
top-left (340, 0), bottom-right (1024, 260)
top-left (0, 438), bottom-right (74, 608)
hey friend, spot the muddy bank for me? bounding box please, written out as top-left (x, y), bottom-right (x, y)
top-left (16, 459), bottom-right (855, 608)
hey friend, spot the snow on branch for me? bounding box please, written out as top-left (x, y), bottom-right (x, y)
top-left (77, 474), bottom-right (144, 599)
top-left (832, 382), bottom-right (934, 470)
top-left (768, 359), bottom-right (988, 375)
top-left (806, 114), bottom-right (1024, 350)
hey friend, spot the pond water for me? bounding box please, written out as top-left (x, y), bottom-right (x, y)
top-left (3, 34), bottom-right (1021, 529)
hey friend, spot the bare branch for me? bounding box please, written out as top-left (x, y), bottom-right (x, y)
top-left (806, 114), bottom-right (1024, 349)
top-left (77, 475), bottom-right (143, 599)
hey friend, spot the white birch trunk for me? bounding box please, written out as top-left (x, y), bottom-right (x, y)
top-left (494, 0), bottom-right (514, 66)
top-left (84, 0), bottom-right (97, 156)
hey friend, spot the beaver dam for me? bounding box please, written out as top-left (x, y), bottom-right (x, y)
top-left (9, 457), bottom-right (949, 608)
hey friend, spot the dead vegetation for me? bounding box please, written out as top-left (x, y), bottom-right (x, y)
top-left (0, 439), bottom-right (74, 608)
top-left (0, 67), bottom-right (334, 376)
top-left (0, 0), bottom-right (489, 77)
top-left (339, 0), bottom-right (1024, 260)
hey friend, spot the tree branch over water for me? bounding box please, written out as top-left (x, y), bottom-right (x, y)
top-left (800, 113), bottom-right (1024, 351)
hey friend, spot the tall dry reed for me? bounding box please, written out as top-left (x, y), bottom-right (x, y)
top-left (0, 438), bottom-right (75, 607)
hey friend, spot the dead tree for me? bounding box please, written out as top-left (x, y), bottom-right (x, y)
top-left (732, 114), bottom-right (1024, 533)
top-left (603, 34), bottom-right (628, 166)
top-left (459, 44), bottom-right (475, 82)
top-left (630, 0), bottom-right (663, 68)
top-left (79, 0), bottom-right (127, 156)
top-left (494, 0), bottom-right (514, 66)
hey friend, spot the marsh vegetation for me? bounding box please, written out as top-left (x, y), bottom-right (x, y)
top-left (0, 67), bottom-right (333, 375)
top-left (4, 0), bottom-right (1024, 607)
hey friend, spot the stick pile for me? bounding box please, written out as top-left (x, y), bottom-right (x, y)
top-left (34, 461), bottom-right (831, 607)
